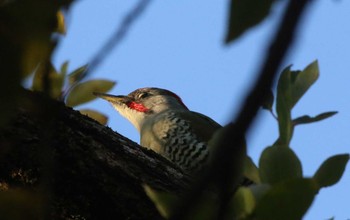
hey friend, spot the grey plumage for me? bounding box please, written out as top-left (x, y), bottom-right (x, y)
top-left (94, 87), bottom-right (221, 173)
top-left (141, 110), bottom-right (212, 171)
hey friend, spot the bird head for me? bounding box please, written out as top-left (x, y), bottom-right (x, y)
top-left (94, 87), bottom-right (188, 131)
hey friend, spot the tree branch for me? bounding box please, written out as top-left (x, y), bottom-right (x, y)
top-left (0, 89), bottom-right (187, 220)
top-left (84, 0), bottom-right (152, 80)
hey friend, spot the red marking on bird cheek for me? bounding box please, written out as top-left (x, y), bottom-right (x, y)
top-left (128, 101), bottom-right (149, 112)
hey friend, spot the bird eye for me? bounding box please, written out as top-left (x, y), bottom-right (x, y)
top-left (138, 92), bottom-right (149, 99)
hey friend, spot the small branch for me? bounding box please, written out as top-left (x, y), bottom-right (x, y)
top-left (269, 109), bottom-right (278, 121)
top-left (1, 89), bottom-right (187, 219)
top-left (83, 0), bottom-right (152, 80)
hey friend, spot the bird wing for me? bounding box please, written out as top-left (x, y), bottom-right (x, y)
top-left (141, 110), bottom-right (219, 172)
top-left (176, 111), bottom-right (222, 143)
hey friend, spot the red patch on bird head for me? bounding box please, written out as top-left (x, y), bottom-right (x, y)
top-left (127, 101), bottom-right (149, 112)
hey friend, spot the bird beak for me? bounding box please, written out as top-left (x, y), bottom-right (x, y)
top-left (93, 92), bottom-right (131, 104)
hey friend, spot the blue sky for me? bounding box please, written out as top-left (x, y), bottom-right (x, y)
top-left (54, 1), bottom-right (350, 219)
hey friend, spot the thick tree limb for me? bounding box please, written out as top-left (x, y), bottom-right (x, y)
top-left (0, 89), bottom-right (187, 220)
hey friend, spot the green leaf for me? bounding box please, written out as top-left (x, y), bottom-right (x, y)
top-left (68, 64), bottom-right (89, 85)
top-left (259, 146), bottom-right (302, 185)
top-left (60, 60), bottom-right (69, 75)
top-left (144, 185), bottom-right (178, 218)
top-left (275, 61), bottom-right (320, 145)
top-left (66, 80), bottom-right (116, 107)
top-left (290, 60), bottom-right (319, 109)
top-left (145, 186), bottom-right (218, 220)
top-left (293, 111), bottom-right (338, 126)
top-left (276, 66), bottom-right (293, 145)
top-left (313, 154), bottom-right (349, 188)
top-left (244, 156), bottom-right (261, 184)
top-left (225, 0), bottom-right (276, 43)
top-left (0, 0), bottom-right (69, 126)
top-left (56, 10), bottom-right (66, 35)
top-left (261, 89), bottom-right (274, 111)
top-left (32, 62), bottom-right (65, 99)
top-left (227, 187), bottom-right (255, 219)
top-left (79, 109), bottom-right (108, 125)
top-left (254, 178), bottom-right (318, 220)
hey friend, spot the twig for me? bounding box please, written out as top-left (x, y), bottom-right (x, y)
top-left (83, 0), bottom-right (152, 80)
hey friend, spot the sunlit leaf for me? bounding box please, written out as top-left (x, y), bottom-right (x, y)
top-left (68, 64), bottom-right (89, 85)
top-left (227, 187), bottom-right (255, 219)
top-left (254, 178), bottom-right (318, 220)
top-left (66, 79), bottom-right (116, 107)
top-left (22, 40), bottom-right (52, 78)
top-left (79, 109), bottom-right (108, 125)
top-left (60, 61), bottom-right (69, 75)
top-left (293, 111), bottom-right (337, 126)
top-left (56, 11), bottom-right (66, 35)
top-left (290, 61), bottom-right (319, 109)
top-left (50, 73), bottom-right (65, 99)
top-left (225, 0), bottom-right (276, 43)
top-left (144, 185), bottom-right (178, 218)
top-left (145, 186), bottom-right (218, 220)
top-left (259, 145), bottom-right (302, 185)
top-left (313, 154), bottom-right (349, 188)
top-left (32, 62), bottom-right (65, 99)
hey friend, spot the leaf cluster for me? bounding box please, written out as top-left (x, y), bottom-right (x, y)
top-left (0, 0), bottom-right (116, 126)
top-left (31, 61), bottom-right (115, 125)
top-left (0, 1), bottom-right (72, 126)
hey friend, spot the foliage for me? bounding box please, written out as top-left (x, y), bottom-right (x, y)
top-left (145, 61), bottom-right (349, 220)
top-left (0, 0), bottom-right (72, 126)
top-left (27, 14), bottom-right (116, 124)
top-left (0, 0), bottom-right (348, 219)
top-left (224, 4), bottom-right (348, 218)
top-left (31, 59), bottom-right (115, 125)
top-left (0, 0), bottom-right (115, 126)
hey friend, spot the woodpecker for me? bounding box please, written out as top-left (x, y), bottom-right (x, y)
top-left (93, 87), bottom-right (223, 173)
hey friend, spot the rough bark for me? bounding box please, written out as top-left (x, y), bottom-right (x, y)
top-left (0, 89), bottom-right (188, 220)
